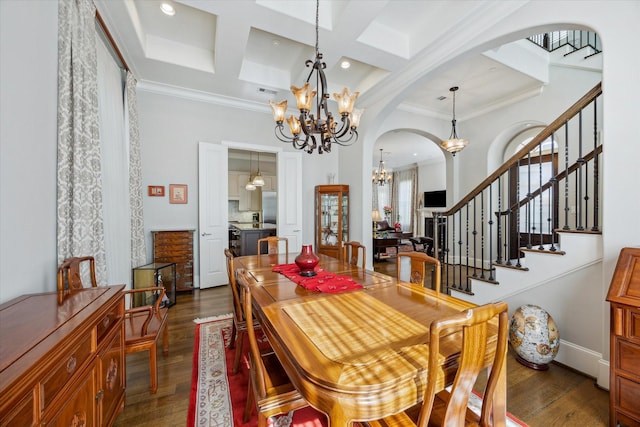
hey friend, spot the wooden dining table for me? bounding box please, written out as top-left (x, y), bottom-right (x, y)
top-left (234, 252), bottom-right (504, 426)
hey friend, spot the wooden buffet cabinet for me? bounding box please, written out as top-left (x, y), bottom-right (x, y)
top-left (152, 229), bottom-right (194, 292)
top-left (606, 247), bottom-right (640, 427)
top-left (0, 286), bottom-right (125, 426)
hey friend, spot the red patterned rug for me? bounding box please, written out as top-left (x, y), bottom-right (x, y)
top-left (187, 314), bottom-right (527, 426)
top-left (187, 314), bottom-right (327, 426)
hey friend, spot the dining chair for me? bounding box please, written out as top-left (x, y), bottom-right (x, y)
top-left (397, 251), bottom-right (441, 293)
top-left (257, 236), bottom-right (288, 255)
top-left (58, 256), bottom-right (169, 394)
top-left (237, 268), bottom-right (309, 426)
top-left (363, 301), bottom-right (509, 427)
top-left (225, 248), bottom-right (261, 374)
top-left (342, 241), bottom-right (366, 270)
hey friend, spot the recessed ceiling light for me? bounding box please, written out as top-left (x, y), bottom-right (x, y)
top-left (160, 3), bottom-right (175, 16)
top-left (340, 60), bottom-right (351, 69)
top-left (413, 153), bottom-right (417, 156)
top-left (272, 40), bottom-right (280, 47)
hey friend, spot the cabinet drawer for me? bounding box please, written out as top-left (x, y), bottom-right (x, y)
top-left (154, 249), bottom-right (192, 259)
top-left (0, 391), bottom-right (34, 426)
top-left (41, 334), bottom-right (93, 408)
top-left (45, 367), bottom-right (96, 427)
top-left (615, 375), bottom-right (640, 420)
top-left (614, 409), bottom-right (640, 427)
top-left (97, 301), bottom-right (123, 342)
top-left (615, 338), bottom-right (640, 377)
top-left (153, 234), bottom-right (193, 244)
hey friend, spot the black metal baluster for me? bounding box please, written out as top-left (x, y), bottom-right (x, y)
top-left (516, 160), bottom-right (522, 267)
top-left (480, 190), bottom-right (486, 279)
top-left (505, 168), bottom-right (512, 266)
top-left (549, 132), bottom-right (557, 251)
top-left (576, 110), bottom-right (584, 230)
top-left (592, 96), bottom-right (600, 231)
top-left (538, 142), bottom-right (544, 250)
top-left (488, 182), bottom-right (495, 281)
top-left (473, 197), bottom-right (478, 277)
top-left (563, 122), bottom-right (570, 230)
top-left (526, 152), bottom-right (532, 249)
top-left (496, 176), bottom-right (503, 264)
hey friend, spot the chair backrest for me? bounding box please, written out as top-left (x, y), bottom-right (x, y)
top-left (342, 241), bottom-right (366, 270)
top-left (396, 251), bottom-right (441, 293)
top-left (224, 248), bottom-right (245, 324)
top-left (257, 236), bottom-right (288, 255)
top-left (417, 301), bottom-right (509, 427)
top-left (237, 268), bottom-right (269, 396)
top-left (57, 256), bottom-right (98, 292)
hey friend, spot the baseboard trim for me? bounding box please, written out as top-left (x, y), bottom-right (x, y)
top-left (553, 339), bottom-right (604, 381)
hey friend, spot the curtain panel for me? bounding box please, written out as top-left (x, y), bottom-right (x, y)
top-left (127, 72), bottom-right (146, 268)
top-left (57, 0), bottom-right (106, 282)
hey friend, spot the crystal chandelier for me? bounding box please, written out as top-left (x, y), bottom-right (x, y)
top-left (372, 149), bottom-right (391, 186)
top-left (268, 0), bottom-right (363, 154)
top-left (440, 86), bottom-right (469, 156)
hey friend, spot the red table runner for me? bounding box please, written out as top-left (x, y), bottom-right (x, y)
top-left (272, 263), bottom-right (363, 293)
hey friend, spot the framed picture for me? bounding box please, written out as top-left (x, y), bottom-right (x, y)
top-left (169, 184), bottom-right (188, 204)
top-left (148, 185), bottom-right (165, 197)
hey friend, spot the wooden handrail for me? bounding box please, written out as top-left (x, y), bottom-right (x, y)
top-left (496, 144), bottom-right (603, 216)
top-left (443, 82), bottom-right (602, 215)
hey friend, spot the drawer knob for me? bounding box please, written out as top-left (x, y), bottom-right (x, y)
top-left (103, 317), bottom-right (110, 328)
top-left (66, 355), bottom-right (77, 374)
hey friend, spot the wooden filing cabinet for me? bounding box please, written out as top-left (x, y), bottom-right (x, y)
top-left (0, 286), bottom-right (125, 426)
top-left (152, 229), bottom-right (194, 292)
top-left (606, 247), bottom-right (640, 427)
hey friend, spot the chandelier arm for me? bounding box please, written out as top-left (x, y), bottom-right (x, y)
top-left (329, 131), bottom-right (357, 146)
top-left (328, 115), bottom-right (351, 139)
top-left (274, 125), bottom-right (295, 143)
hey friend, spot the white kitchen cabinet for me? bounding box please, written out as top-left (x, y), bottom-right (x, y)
top-left (228, 171), bottom-right (241, 198)
top-left (262, 175), bottom-right (277, 192)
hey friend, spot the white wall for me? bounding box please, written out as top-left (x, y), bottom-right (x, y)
top-left (0, 0), bottom-right (58, 303)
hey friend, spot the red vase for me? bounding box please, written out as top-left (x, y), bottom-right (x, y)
top-left (295, 245), bottom-right (320, 277)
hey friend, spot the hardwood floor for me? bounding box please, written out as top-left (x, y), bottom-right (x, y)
top-left (114, 273), bottom-right (609, 426)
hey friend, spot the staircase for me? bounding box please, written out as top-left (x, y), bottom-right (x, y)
top-left (434, 83), bottom-right (603, 305)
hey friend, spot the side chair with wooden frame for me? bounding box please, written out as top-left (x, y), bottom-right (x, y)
top-left (342, 241), bottom-right (366, 270)
top-left (57, 256), bottom-right (169, 394)
top-left (397, 251), bottom-right (441, 293)
top-left (363, 301), bottom-right (509, 427)
top-left (257, 236), bottom-right (288, 255)
top-left (237, 268), bottom-right (309, 426)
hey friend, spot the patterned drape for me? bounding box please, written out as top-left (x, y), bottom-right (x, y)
top-left (57, 0), bottom-right (106, 282)
top-left (126, 72), bottom-right (146, 267)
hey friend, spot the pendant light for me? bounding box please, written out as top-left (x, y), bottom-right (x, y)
top-left (440, 86), bottom-right (469, 156)
top-left (372, 148), bottom-right (391, 186)
top-left (245, 152), bottom-right (256, 191)
top-left (252, 152), bottom-right (265, 187)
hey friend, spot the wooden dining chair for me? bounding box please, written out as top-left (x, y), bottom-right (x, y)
top-left (224, 248), bottom-right (262, 374)
top-left (343, 241), bottom-right (366, 270)
top-left (237, 268), bottom-right (308, 426)
top-left (397, 251), bottom-right (441, 293)
top-left (257, 236), bottom-right (288, 255)
top-left (57, 256), bottom-right (169, 394)
top-left (363, 301), bottom-right (509, 427)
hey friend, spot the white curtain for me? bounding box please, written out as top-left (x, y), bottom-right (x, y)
top-left (57, 0), bottom-right (106, 282)
top-left (127, 72), bottom-right (146, 269)
top-left (97, 34), bottom-right (131, 286)
top-left (393, 168), bottom-right (417, 232)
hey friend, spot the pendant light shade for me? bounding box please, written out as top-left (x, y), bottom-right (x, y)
top-left (252, 152), bottom-right (265, 186)
top-left (440, 86), bottom-right (469, 156)
top-left (245, 152), bottom-right (256, 191)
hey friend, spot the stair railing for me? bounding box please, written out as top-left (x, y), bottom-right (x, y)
top-left (528, 31), bottom-right (602, 58)
top-left (433, 83), bottom-right (602, 294)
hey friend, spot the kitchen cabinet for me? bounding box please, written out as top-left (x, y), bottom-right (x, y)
top-left (0, 286), bottom-right (125, 426)
top-left (237, 173), bottom-right (261, 211)
top-left (262, 175), bottom-right (277, 191)
top-left (315, 185), bottom-right (349, 259)
top-left (228, 171), bottom-right (241, 198)
top-left (230, 224), bottom-right (277, 256)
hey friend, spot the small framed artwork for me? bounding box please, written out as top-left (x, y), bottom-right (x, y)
top-left (148, 185), bottom-right (165, 197)
top-left (169, 184), bottom-right (188, 204)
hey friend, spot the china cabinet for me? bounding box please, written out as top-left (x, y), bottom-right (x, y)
top-left (315, 185), bottom-right (349, 259)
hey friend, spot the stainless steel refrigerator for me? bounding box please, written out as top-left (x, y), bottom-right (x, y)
top-left (261, 191), bottom-right (277, 224)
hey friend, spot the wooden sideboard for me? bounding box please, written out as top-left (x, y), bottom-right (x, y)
top-left (0, 285), bottom-right (125, 426)
top-left (152, 230), bottom-right (194, 292)
top-left (606, 247), bottom-right (640, 427)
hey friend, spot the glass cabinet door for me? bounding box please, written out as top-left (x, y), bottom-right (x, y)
top-left (316, 185), bottom-right (349, 259)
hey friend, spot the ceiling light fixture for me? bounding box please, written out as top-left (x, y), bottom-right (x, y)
top-left (252, 152), bottom-right (265, 187)
top-left (440, 86), bottom-right (469, 156)
top-left (245, 152), bottom-right (256, 191)
top-left (160, 3), bottom-right (175, 16)
top-left (372, 149), bottom-right (392, 186)
top-left (268, 0), bottom-right (363, 154)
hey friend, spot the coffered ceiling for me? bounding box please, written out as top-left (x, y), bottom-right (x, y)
top-left (96, 1), bottom-right (554, 169)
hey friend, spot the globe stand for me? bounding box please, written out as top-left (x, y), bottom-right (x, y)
top-left (514, 353), bottom-right (550, 371)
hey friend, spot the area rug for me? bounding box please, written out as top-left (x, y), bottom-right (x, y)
top-left (187, 314), bottom-right (527, 427)
top-left (187, 314), bottom-right (327, 427)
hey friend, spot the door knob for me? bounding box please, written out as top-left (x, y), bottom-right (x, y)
top-left (201, 232), bottom-right (212, 236)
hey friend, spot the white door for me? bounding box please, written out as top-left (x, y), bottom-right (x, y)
top-left (198, 142), bottom-right (228, 288)
top-left (277, 151), bottom-right (303, 252)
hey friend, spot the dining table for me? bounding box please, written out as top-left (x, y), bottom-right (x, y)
top-left (234, 252), bottom-right (505, 426)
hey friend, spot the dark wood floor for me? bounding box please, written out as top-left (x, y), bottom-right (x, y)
top-left (114, 263), bottom-right (609, 426)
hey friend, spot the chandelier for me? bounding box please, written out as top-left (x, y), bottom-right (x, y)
top-left (268, 0), bottom-right (363, 154)
top-left (372, 149), bottom-right (391, 186)
top-left (440, 86), bottom-right (469, 156)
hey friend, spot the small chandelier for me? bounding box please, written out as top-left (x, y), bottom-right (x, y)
top-left (245, 152), bottom-right (256, 191)
top-left (252, 152), bottom-right (264, 187)
top-left (269, 0), bottom-right (363, 154)
top-left (440, 86), bottom-right (469, 156)
top-left (372, 149), bottom-right (391, 186)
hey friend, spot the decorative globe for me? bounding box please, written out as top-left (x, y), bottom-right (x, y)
top-left (509, 304), bottom-right (560, 370)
